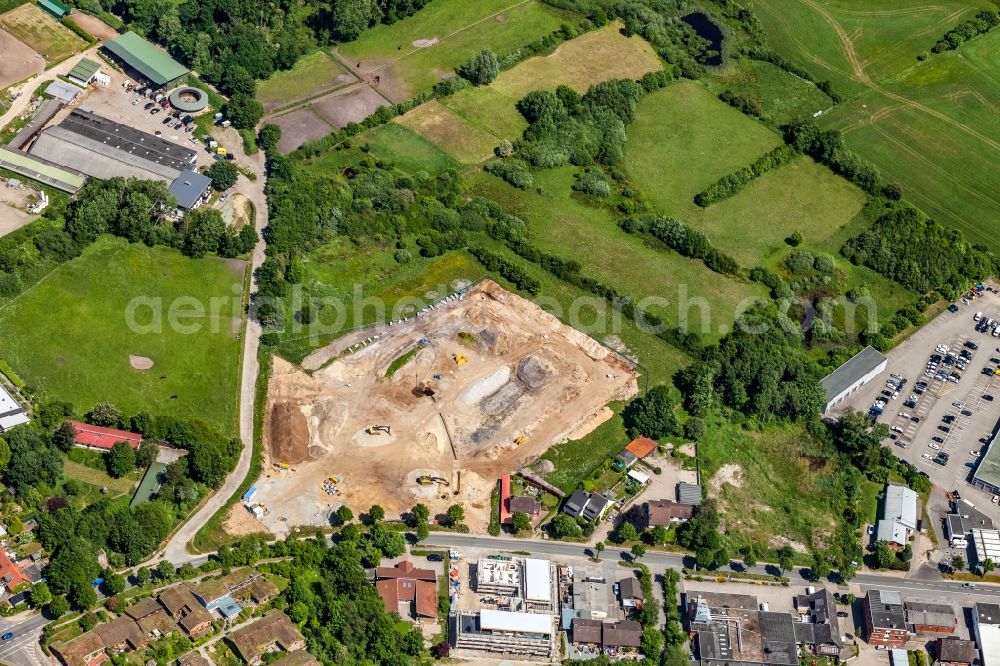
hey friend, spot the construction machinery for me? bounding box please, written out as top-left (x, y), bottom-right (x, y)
top-left (366, 424), bottom-right (391, 435)
top-left (454, 353), bottom-right (468, 365)
top-left (514, 435), bottom-right (526, 446)
top-left (416, 475), bottom-right (450, 486)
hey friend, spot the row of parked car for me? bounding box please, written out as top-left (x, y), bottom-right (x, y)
top-left (973, 312), bottom-right (1000, 336)
top-left (925, 341), bottom-right (975, 383)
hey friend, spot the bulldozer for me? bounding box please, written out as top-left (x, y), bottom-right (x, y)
top-left (453, 353), bottom-right (468, 365)
top-left (514, 435), bottom-right (526, 446)
top-left (416, 475), bottom-right (450, 486)
top-left (366, 424), bottom-right (391, 435)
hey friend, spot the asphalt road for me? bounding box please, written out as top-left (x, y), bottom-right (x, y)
top-left (420, 533), bottom-right (1000, 602)
top-left (0, 613), bottom-right (49, 666)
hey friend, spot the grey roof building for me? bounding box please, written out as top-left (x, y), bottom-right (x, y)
top-left (820, 345), bottom-right (887, 413)
top-left (169, 170), bottom-right (212, 209)
top-left (563, 490), bottom-right (590, 519)
top-left (877, 484), bottom-right (918, 546)
top-left (677, 482), bottom-right (703, 505)
top-left (29, 109), bottom-right (197, 183)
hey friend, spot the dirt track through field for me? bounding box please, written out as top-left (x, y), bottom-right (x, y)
top-left (253, 280), bottom-right (638, 536)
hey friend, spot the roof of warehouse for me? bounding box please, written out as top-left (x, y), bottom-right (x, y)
top-left (45, 80), bottom-right (82, 103)
top-left (67, 421), bottom-right (141, 449)
top-left (523, 558), bottom-right (551, 602)
top-left (59, 109), bottom-right (196, 167)
top-left (821, 345), bottom-right (887, 401)
top-left (0, 148), bottom-right (85, 192)
top-left (103, 32), bottom-right (188, 85)
top-left (478, 609), bottom-right (552, 634)
top-left (972, 528), bottom-right (1000, 561)
top-left (974, 429), bottom-right (1000, 490)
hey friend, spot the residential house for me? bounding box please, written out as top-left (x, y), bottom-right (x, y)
top-left (374, 559), bottom-right (438, 624)
top-left (792, 588), bottom-right (842, 657)
top-left (192, 578), bottom-right (241, 618)
top-left (0, 550), bottom-right (29, 593)
top-left (906, 601), bottom-right (957, 635)
top-left (563, 490), bottom-right (590, 519)
top-left (562, 490), bottom-right (613, 522)
top-left (158, 585), bottom-right (213, 637)
top-left (936, 637), bottom-right (980, 665)
top-left (571, 618), bottom-right (602, 646)
top-left (646, 499), bottom-right (693, 526)
top-left (876, 485), bottom-right (918, 548)
top-left (227, 611), bottom-right (305, 665)
top-left (614, 437), bottom-right (657, 469)
top-left (508, 496), bottom-right (541, 516)
top-left (617, 577), bottom-right (642, 610)
top-left (51, 632), bottom-right (108, 666)
top-left (601, 620), bottom-right (642, 649)
top-left (94, 616), bottom-right (148, 654)
top-left (863, 590), bottom-right (909, 648)
top-left (123, 597), bottom-right (175, 637)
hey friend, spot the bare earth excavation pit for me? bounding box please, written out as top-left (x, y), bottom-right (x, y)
top-left (251, 280), bottom-right (638, 536)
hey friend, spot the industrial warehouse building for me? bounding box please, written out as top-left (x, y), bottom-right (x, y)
top-left (28, 109), bottom-right (197, 183)
top-left (102, 31), bottom-right (188, 88)
top-left (820, 346), bottom-right (888, 413)
top-left (0, 384), bottom-right (29, 432)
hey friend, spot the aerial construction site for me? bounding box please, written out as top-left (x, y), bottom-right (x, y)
top-left (247, 280), bottom-right (638, 535)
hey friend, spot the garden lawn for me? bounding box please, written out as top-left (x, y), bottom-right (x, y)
top-left (468, 167), bottom-right (768, 342)
top-left (257, 50), bottom-right (355, 112)
top-left (0, 3), bottom-right (86, 63)
top-left (0, 236), bottom-right (244, 434)
top-left (624, 80), bottom-right (782, 216)
top-left (363, 121), bottom-right (460, 173)
top-left (337, 0), bottom-right (569, 100)
top-left (62, 460), bottom-right (137, 500)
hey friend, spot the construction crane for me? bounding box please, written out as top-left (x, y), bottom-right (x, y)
top-left (416, 475), bottom-right (450, 486)
top-left (366, 424), bottom-right (391, 435)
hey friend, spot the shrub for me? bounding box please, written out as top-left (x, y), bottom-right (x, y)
top-left (784, 249), bottom-right (814, 275)
top-left (572, 171), bottom-right (611, 198)
top-left (483, 159), bottom-right (533, 189)
top-left (458, 49), bottom-right (499, 85)
top-left (393, 248), bottom-right (412, 264)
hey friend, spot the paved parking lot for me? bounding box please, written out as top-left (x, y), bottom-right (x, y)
top-left (839, 287), bottom-right (1000, 516)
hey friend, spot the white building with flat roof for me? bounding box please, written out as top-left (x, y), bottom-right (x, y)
top-left (971, 529), bottom-right (1000, 566)
top-left (475, 556), bottom-right (553, 612)
top-left (973, 603), bottom-right (1000, 666)
top-left (452, 610), bottom-right (553, 658)
top-left (0, 384), bottom-right (28, 432)
top-left (821, 346), bottom-right (887, 413)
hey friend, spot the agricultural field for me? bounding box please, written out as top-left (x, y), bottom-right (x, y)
top-left (257, 50), bottom-right (358, 113)
top-left (0, 3), bottom-right (86, 63)
top-left (468, 167), bottom-right (768, 342)
top-left (751, 0), bottom-right (1000, 249)
top-left (0, 27), bottom-right (44, 89)
top-left (395, 100), bottom-right (497, 164)
top-left (363, 121), bottom-right (460, 173)
top-left (0, 236), bottom-right (245, 434)
top-left (336, 0), bottom-right (570, 101)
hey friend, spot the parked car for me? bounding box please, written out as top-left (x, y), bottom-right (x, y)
top-left (426, 554), bottom-right (443, 562)
top-left (986, 394), bottom-right (995, 401)
top-left (963, 582), bottom-right (976, 589)
top-left (911, 416), bottom-right (921, 423)
top-left (1, 633), bottom-right (13, 641)
top-left (962, 410), bottom-right (973, 416)
top-left (922, 453), bottom-right (933, 460)
top-left (971, 451), bottom-right (981, 457)
top-left (932, 436), bottom-right (945, 443)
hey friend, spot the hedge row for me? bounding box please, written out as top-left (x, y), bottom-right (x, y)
top-left (745, 48), bottom-right (842, 103)
top-left (483, 158), bottom-right (533, 189)
top-left (694, 144), bottom-right (797, 206)
top-left (61, 17), bottom-right (97, 45)
top-left (619, 214), bottom-right (742, 277)
top-left (467, 247), bottom-right (541, 295)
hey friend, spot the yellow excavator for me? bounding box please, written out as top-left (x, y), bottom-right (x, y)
top-left (416, 475), bottom-right (450, 486)
top-left (366, 424), bottom-right (391, 435)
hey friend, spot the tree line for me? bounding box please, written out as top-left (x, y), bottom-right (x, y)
top-left (694, 144), bottom-right (797, 206)
top-left (929, 9), bottom-right (999, 54)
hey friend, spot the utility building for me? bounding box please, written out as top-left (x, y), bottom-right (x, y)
top-left (102, 31), bottom-right (188, 88)
top-left (821, 346), bottom-right (887, 413)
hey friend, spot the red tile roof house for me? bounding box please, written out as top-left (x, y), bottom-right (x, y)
top-left (67, 421), bottom-right (141, 450)
top-left (374, 560), bottom-right (438, 624)
top-left (0, 550), bottom-right (30, 593)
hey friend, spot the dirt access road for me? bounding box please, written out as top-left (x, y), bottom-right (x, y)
top-left (254, 280), bottom-right (638, 537)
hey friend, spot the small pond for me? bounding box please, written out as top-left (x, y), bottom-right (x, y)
top-left (682, 12), bottom-right (724, 67)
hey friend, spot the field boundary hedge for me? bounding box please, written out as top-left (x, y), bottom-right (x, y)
top-left (694, 144), bottom-right (797, 206)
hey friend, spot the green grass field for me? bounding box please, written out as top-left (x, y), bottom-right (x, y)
top-left (257, 50), bottom-right (356, 111)
top-left (337, 0), bottom-right (570, 100)
top-left (395, 100), bottom-right (498, 163)
top-left (0, 3), bottom-right (86, 63)
top-left (625, 80), bottom-right (783, 214)
top-left (0, 236), bottom-right (244, 433)
top-left (363, 121), bottom-right (460, 172)
top-left (751, 0), bottom-right (1000, 250)
top-left (704, 57), bottom-right (833, 125)
top-left (468, 167), bottom-right (768, 342)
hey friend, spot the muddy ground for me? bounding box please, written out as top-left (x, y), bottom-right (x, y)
top-left (0, 28), bottom-right (43, 89)
top-left (254, 280), bottom-right (638, 536)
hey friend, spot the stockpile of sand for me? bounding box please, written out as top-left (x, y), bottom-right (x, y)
top-left (268, 402), bottom-right (310, 464)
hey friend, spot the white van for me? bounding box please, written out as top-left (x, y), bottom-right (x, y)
top-left (891, 425), bottom-right (904, 433)
top-left (899, 412), bottom-right (911, 419)
top-left (975, 311), bottom-right (983, 321)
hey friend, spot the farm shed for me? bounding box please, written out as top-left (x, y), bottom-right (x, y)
top-left (36, 0), bottom-right (69, 19)
top-left (102, 31), bottom-right (187, 87)
top-left (67, 57), bottom-right (102, 86)
top-left (820, 345), bottom-right (887, 413)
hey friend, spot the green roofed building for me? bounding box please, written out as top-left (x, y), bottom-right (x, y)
top-left (36, 0), bottom-right (69, 18)
top-left (67, 57), bottom-right (102, 86)
top-left (103, 31), bottom-right (188, 88)
top-left (130, 461), bottom-right (167, 507)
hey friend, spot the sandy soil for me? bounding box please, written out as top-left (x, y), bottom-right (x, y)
top-left (67, 12), bottom-right (118, 41)
top-left (0, 28), bottom-right (44, 89)
top-left (412, 38), bottom-right (439, 47)
top-left (270, 108), bottom-right (332, 154)
top-left (255, 280), bottom-right (638, 536)
top-left (219, 193), bottom-right (251, 227)
top-left (311, 84), bottom-right (391, 129)
top-left (708, 463), bottom-right (744, 493)
top-left (0, 180), bottom-right (38, 238)
top-left (129, 355), bottom-right (154, 370)
top-left (222, 503), bottom-right (270, 537)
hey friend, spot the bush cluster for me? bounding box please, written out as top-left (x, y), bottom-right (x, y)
top-left (782, 119), bottom-right (881, 194)
top-left (931, 10), bottom-right (999, 53)
top-left (694, 144), bottom-right (796, 206)
top-left (620, 214), bottom-right (741, 277)
top-left (467, 248), bottom-right (540, 295)
top-left (483, 158), bottom-right (533, 189)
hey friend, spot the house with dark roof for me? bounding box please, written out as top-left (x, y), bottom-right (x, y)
top-left (94, 616), bottom-right (148, 654)
top-left (792, 588), bottom-right (842, 657)
top-left (936, 637), bottom-right (980, 665)
top-left (123, 597), bottom-right (175, 637)
top-left (563, 489), bottom-right (590, 519)
top-left (227, 611), bottom-right (305, 665)
top-left (508, 495), bottom-right (541, 516)
top-left (158, 585), bottom-right (212, 637)
top-left (602, 620), bottom-right (642, 648)
top-left (864, 590), bottom-right (909, 648)
top-left (50, 631), bottom-right (108, 666)
top-left (646, 499), bottom-right (693, 526)
top-left (617, 577), bottom-right (642, 607)
top-left (571, 618), bottom-right (602, 645)
top-left (563, 490), bottom-right (613, 522)
top-left (821, 345), bottom-right (887, 413)
top-left (169, 171), bottom-right (212, 211)
top-left (677, 482), bottom-right (703, 505)
top-left (374, 560), bottom-right (438, 624)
